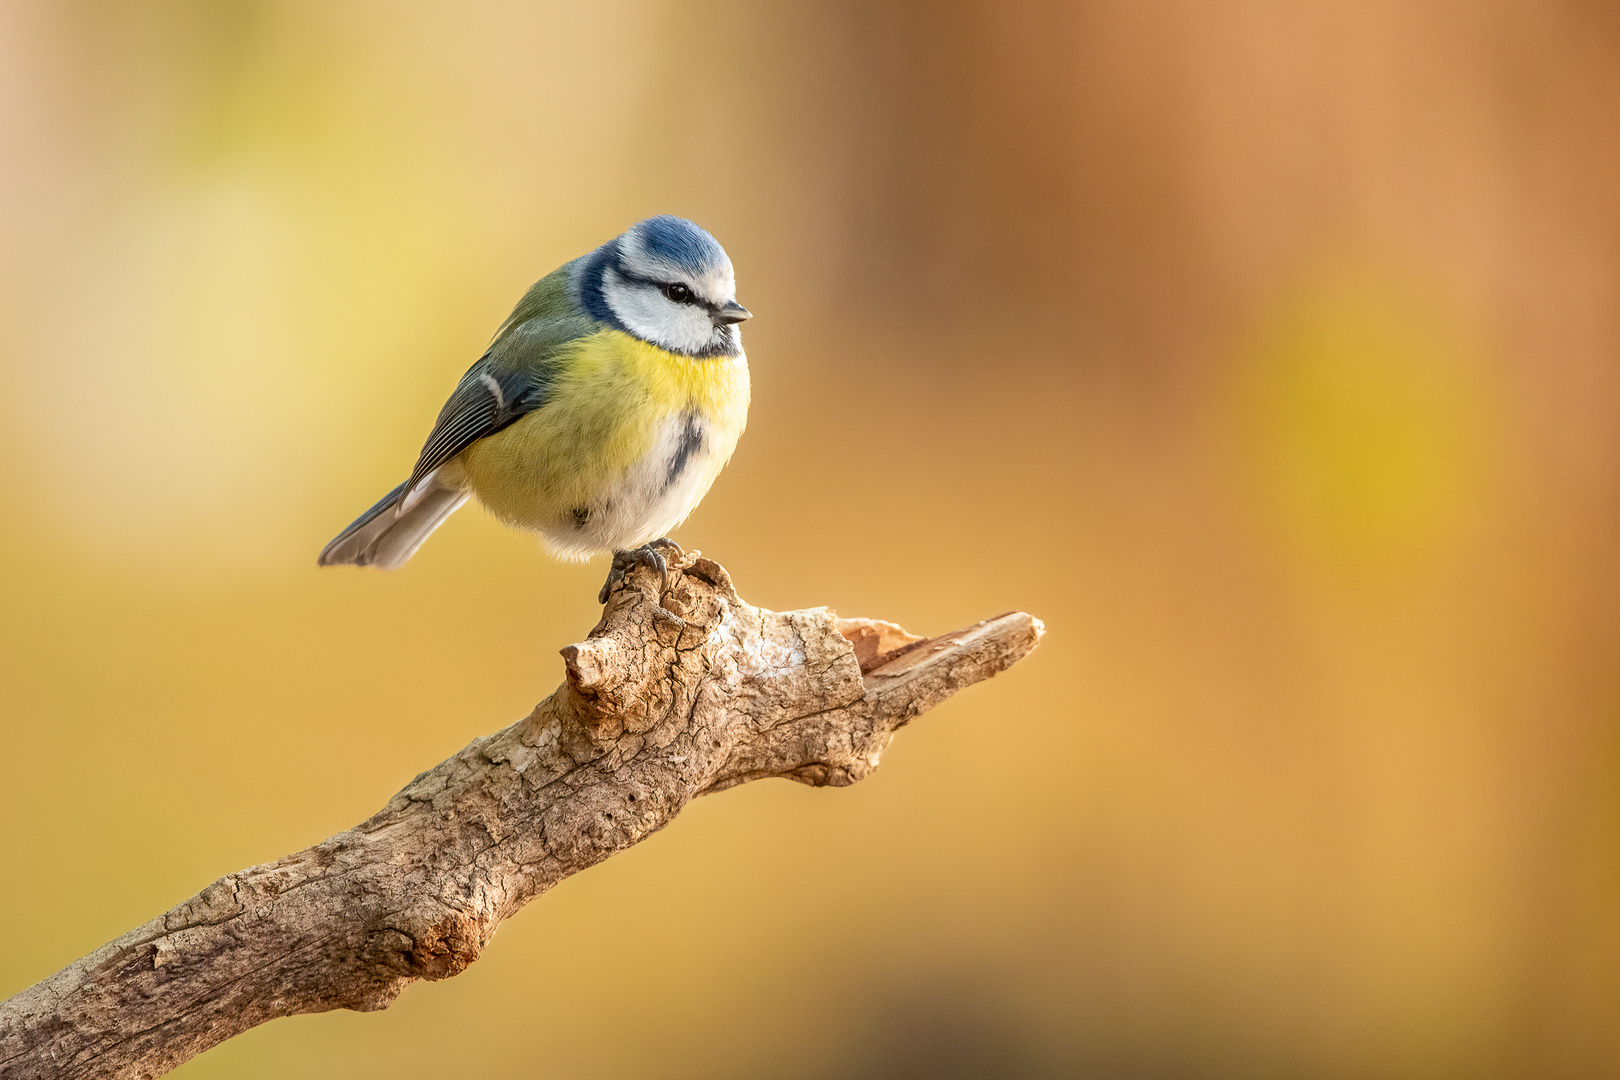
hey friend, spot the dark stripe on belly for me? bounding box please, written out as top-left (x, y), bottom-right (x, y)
top-left (664, 415), bottom-right (703, 493)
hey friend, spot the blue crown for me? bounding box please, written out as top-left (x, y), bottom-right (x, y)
top-left (631, 215), bottom-right (728, 276)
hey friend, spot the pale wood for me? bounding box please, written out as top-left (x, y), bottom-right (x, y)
top-left (0, 552), bottom-right (1042, 1079)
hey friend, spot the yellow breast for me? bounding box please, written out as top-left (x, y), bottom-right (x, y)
top-left (457, 329), bottom-right (750, 556)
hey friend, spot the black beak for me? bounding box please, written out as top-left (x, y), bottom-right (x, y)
top-left (713, 301), bottom-right (752, 326)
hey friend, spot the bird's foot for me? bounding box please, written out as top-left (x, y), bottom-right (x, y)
top-left (598, 538), bottom-right (686, 604)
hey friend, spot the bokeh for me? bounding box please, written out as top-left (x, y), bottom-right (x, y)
top-left (4, 1), bottom-right (1620, 1076)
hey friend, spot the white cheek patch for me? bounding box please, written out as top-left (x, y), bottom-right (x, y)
top-left (602, 267), bottom-right (721, 355)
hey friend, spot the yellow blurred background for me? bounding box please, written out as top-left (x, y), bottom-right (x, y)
top-left (3, 1), bottom-right (1619, 1076)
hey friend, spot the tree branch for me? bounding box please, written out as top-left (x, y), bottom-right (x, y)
top-left (0, 552), bottom-right (1043, 1079)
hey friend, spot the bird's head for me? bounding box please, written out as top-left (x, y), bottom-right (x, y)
top-left (581, 216), bottom-right (751, 358)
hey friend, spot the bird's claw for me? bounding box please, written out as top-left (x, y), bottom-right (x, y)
top-left (598, 538), bottom-right (686, 604)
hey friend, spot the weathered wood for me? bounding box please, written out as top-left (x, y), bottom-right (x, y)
top-left (0, 552), bottom-right (1042, 1079)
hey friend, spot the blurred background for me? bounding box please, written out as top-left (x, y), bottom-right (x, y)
top-left (3, 1), bottom-right (1619, 1076)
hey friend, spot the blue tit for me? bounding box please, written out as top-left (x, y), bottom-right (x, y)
top-left (318, 215), bottom-right (752, 596)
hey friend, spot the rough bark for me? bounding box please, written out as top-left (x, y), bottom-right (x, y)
top-left (0, 551), bottom-right (1043, 1080)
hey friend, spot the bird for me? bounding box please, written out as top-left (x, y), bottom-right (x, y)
top-left (318, 215), bottom-right (751, 600)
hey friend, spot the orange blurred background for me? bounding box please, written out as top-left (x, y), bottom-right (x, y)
top-left (4, 1), bottom-right (1620, 1076)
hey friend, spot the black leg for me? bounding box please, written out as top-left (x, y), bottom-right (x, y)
top-left (598, 539), bottom-right (686, 604)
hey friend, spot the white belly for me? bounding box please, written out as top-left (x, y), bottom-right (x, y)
top-left (538, 409), bottom-right (732, 559)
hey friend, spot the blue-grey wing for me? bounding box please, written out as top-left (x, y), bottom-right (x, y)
top-left (404, 357), bottom-right (551, 496)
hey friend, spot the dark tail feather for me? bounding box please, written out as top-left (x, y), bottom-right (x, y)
top-left (317, 478), bottom-right (469, 570)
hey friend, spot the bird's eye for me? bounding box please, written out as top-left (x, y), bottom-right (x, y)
top-left (662, 282), bottom-right (693, 304)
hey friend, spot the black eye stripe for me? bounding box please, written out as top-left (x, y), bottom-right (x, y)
top-left (615, 267), bottom-right (714, 310)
